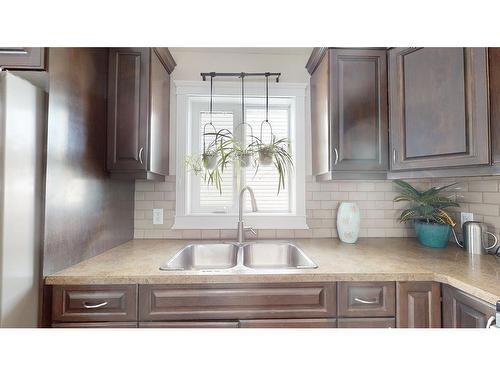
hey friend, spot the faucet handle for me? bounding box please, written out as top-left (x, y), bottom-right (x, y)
top-left (245, 227), bottom-right (257, 237)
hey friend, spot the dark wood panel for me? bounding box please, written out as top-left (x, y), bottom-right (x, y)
top-left (389, 48), bottom-right (489, 170)
top-left (0, 48), bottom-right (45, 70)
top-left (139, 283), bottom-right (337, 321)
top-left (338, 282), bottom-right (395, 317)
top-left (396, 282), bottom-right (441, 328)
top-left (139, 321), bottom-right (239, 328)
top-left (442, 284), bottom-right (495, 328)
top-left (337, 317), bottom-right (395, 328)
top-left (330, 49), bottom-right (388, 171)
top-left (489, 48), bottom-right (500, 164)
top-left (52, 322), bottom-right (138, 328)
top-left (148, 49), bottom-right (170, 176)
top-left (310, 50), bottom-right (330, 176)
top-left (52, 285), bottom-right (137, 322)
top-left (107, 48), bottom-right (149, 171)
top-left (43, 48), bottom-right (134, 277)
top-left (153, 48), bottom-right (176, 74)
top-left (239, 318), bottom-right (337, 328)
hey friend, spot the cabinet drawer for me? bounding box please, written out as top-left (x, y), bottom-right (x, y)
top-left (338, 318), bottom-right (395, 328)
top-left (339, 282), bottom-right (395, 317)
top-left (0, 48), bottom-right (46, 70)
top-left (52, 285), bottom-right (138, 322)
top-left (240, 318), bottom-right (337, 328)
top-left (139, 283), bottom-right (337, 321)
top-left (52, 322), bottom-right (138, 328)
top-left (139, 321), bottom-right (239, 328)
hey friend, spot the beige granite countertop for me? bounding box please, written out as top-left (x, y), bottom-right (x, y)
top-left (45, 238), bottom-right (500, 305)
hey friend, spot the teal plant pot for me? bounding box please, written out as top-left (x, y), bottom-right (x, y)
top-left (414, 221), bottom-right (451, 248)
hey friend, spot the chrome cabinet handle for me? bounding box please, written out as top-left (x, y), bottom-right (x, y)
top-left (138, 147), bottom-right (144, 164)
top-left (486, 316), bottom-right (496, 328)
top-left (83, 301), bottom-right (108, 309)
top-left (354, 297), bottom-right (379, 305)
top-left (334, 148), bottom-right (339, 165)
top-left (0, 48), bottom-right (28, 55)
top-left (392, 148), bottom-right (397, 164)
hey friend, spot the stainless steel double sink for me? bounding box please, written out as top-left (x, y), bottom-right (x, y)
top-left (160, 242), bottom-right (318, 271)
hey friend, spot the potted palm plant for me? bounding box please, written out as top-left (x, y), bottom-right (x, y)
top-left (393, 180), bottom-right (459, 248)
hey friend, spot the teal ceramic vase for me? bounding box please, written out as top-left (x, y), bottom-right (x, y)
top-left (414, 221), bottom-right (451, 248)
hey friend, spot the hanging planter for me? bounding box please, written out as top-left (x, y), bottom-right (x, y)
top-left (184, 71), bottom-right (294, 195)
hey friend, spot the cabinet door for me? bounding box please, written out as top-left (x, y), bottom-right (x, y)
top-left (310, 49), bottom-right (331, 176)
top-left (239, 318), bottom-right (336, 328)
top-left (442, 285), bottom-right (495, 328)
top-left (107, 48), bottom-right (150, 171)
top-left (0, 48), bottom-right (45, 70)
top-left (396, 282), bottom-right (441, 328)
top-left (330, 49), bottom-right (388, 172)
top-left (389, 48), bottom-right (489, 171)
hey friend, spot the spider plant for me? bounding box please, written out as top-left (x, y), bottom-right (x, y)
top-left (392, 179), bottom-right (459, 226)
top-left (252, 135), bottom-right (294, 194)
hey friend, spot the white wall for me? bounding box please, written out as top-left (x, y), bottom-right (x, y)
top-left (168, 48), bottom-right (312, 175)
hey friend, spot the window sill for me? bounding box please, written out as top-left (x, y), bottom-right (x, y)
top-left (172, 214), bottom-right (308, 230)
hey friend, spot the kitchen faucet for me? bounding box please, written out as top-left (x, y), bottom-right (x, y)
top-left (237, 186), bottom-right (258, 244)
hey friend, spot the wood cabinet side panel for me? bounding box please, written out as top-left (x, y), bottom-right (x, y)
top-left (396, 281), bottom-right (441, 328)
top-left (442, 284), bottom-right (495, 328)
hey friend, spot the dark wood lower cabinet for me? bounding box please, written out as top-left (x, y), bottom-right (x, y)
top-left (337, 318), bottom-right (395, 328)
top-left (49, 281), bottom-right (494, 328)
top-left (442, 285), bottom-right (496, 328)
top-left (396, 282), bottom-right (441, 328)
top-left (239, 318), bottom-right (337, 328)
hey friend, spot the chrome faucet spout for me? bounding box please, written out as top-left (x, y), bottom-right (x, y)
top-left (237, 186), bottom-right (258, 244)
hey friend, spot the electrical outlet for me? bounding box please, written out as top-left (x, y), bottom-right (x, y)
top-left (153, 208), bottom-right (164, 225)
top-left (460, 212), bottom-right (474, 227)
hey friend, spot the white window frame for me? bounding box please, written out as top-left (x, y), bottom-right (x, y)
top-left (173, 80), bottom-right (308, 230)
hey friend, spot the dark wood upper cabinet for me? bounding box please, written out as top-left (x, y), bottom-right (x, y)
top-left (396, 282), bottom-right (441, 328)
top-left (442, 284), bottom-right (495, 328)
top-left (0, 48), bottom-right (46, 70)
top-left (107, 47), bottom-right (175, 181)
top-left (489, 48), bottom-right (500, 165)
top-left (307, 48), bottom-right (388, 180)
top-left (389, 48), bottom-right (489, 172)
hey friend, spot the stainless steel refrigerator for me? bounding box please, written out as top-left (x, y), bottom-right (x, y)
top-left (0, 71), bottom-right (46, 327)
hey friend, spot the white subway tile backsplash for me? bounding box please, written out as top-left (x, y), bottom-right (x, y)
top-left (133, 175), bottom-right (500, 240)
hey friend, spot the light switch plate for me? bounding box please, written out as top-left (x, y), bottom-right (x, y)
top-left (460, 212), bottom-right (473, 227)
top-left (153, 208), bottom-right (164, 225)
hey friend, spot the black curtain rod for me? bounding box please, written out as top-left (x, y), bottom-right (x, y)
top-left (200, 72), bottom-right (281, 82)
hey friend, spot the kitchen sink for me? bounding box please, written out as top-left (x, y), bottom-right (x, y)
top-left (160, 243), bottom-right (239, 270)
top-left (243, 242), bottom-right (318, 269)
top-left (160, 242), bottom-right (317, 271)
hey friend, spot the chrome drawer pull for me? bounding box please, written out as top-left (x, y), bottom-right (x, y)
top-left (354, 297), bottom-right (379, 305)
top-left (83, 301), bottom-right (108, 309)
top-left (138, 147), bottom-right (144, 164)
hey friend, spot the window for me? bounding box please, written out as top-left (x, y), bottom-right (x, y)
top-left (174, 81), bottom-right (307, 229)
